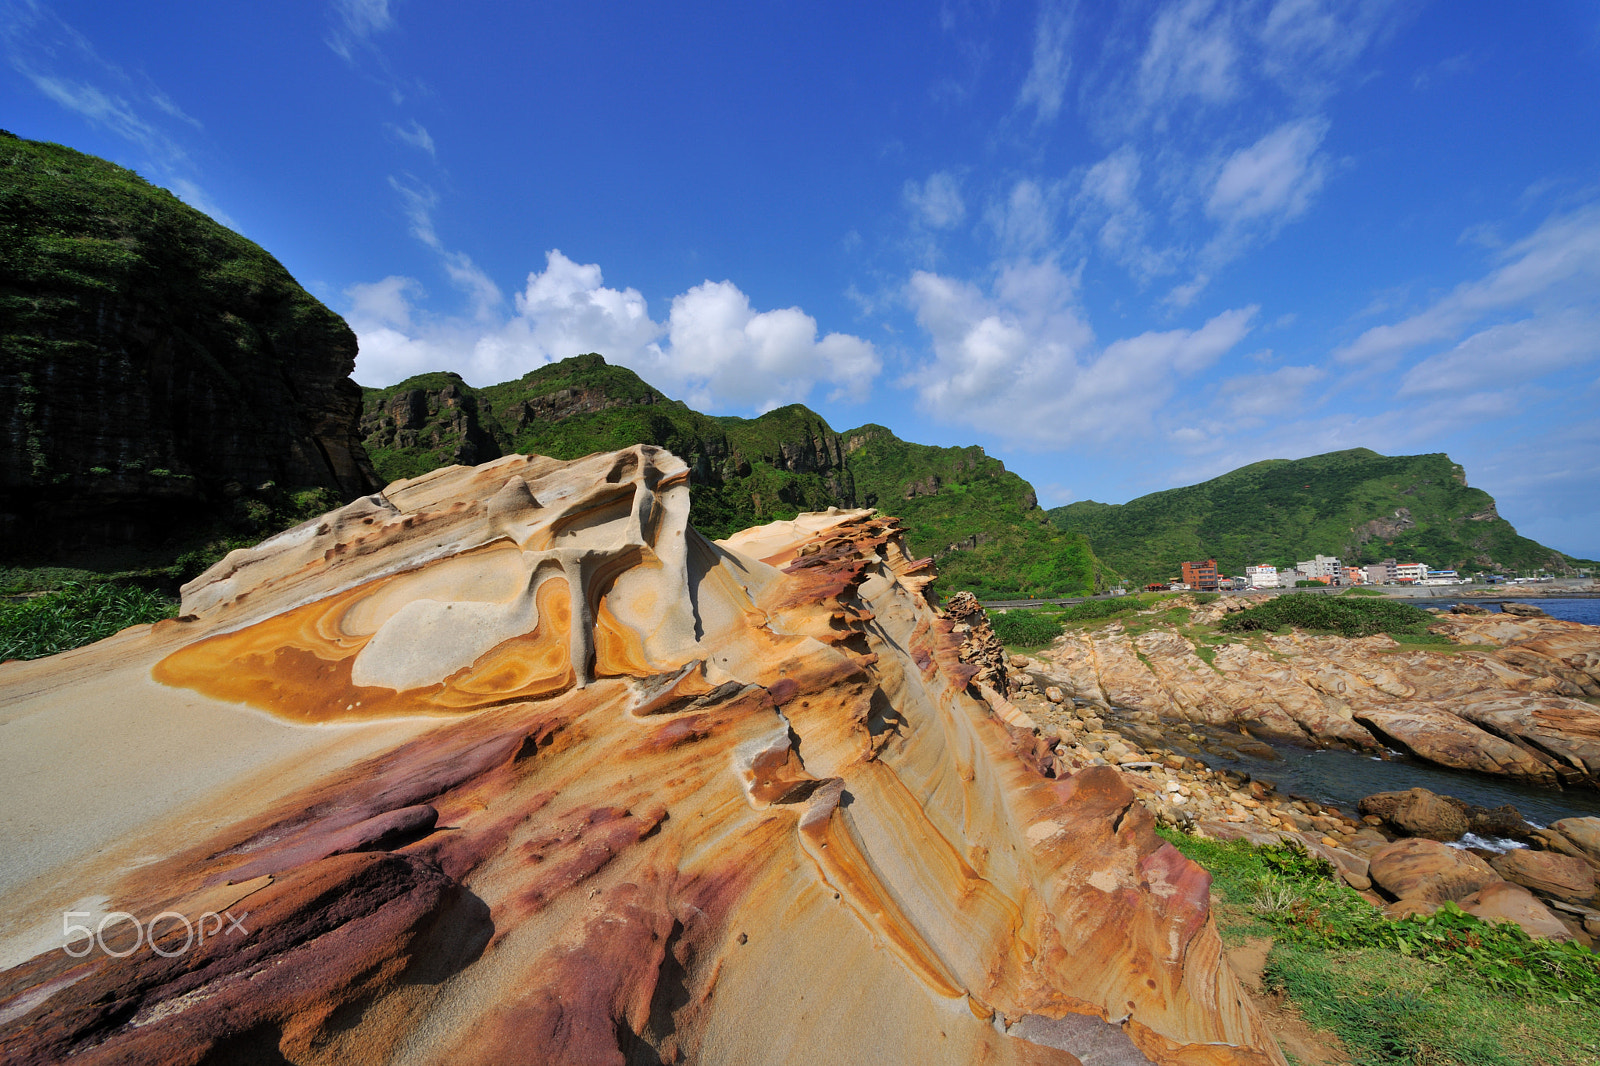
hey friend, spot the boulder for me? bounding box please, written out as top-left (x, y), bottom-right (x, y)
top-left (1367, 838), bottom-right (1500, 903)
top-left (1390, 788), bottom-right (1470, 841)
top-left (1468, 804), bottom-right (1531, 841)
top-left (1550, 817), bottom-right (1600, 866)
top-left (1459, 881), bottom-right (1572, 940)
top-left (1383, 899), bottom-right (1439, 920)
top-left (1499, 602), bottom-right (1547, 617)
top-left (1490, 849), bottom-right (1597, 902)
top-left (1450, 603), bottom-right (1489, 615)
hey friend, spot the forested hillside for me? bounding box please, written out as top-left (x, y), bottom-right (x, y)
top-left (361, 355), bottom-right (1109, 597)
top-left (1048, 449), bottom-right (1587, 584)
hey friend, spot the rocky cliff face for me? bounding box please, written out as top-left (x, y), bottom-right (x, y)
top-left (0, 133), bottom-right (378, 555)
top-left (0, 448), bottom-right (1283, 1065)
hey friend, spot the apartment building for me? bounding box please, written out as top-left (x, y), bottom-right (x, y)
top-left (1394, 562), bottom-right (1429, 583)
top-left (1245, 564), bottom-right (1279, 588)
top-left (1180, 559), bottom-right (1221, 592)
top-left (1297, 554), bottom-right (1343, 581)
top-left (1365, 558), bottom-right (1398, 585)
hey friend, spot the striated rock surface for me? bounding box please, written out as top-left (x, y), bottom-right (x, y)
top-left (1036, 602), bottom-right (1600, 788)
top-left (0, 447), bottom-right (1282, 1065)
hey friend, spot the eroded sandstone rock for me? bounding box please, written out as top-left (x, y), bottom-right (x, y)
top-left (1488, 850), bottom-right (1597, 903)
top-left (1368, 839), bottom-right (1500, 904)
top-left (1460, 881), bottom-right (1572, 940)
top-left (0, 447), bottom-right (1282, 1066)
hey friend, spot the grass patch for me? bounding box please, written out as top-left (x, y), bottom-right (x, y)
top-left (991, 608), bottom-right (1064, 650)
top-left (1160, 828), bottom-right (1600, 1066)
top-left (1342, 586), bottom-right (1387, 597)
top-left (1057, 596), bottom-right (1148, 624)
top-left (1219, 593), bottom-right (1435, 640)
top-left (1, 582), bottom-right (177, 660)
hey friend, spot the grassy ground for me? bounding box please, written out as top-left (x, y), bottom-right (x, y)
top-left (1160, 829), bottom-right (1600, 1066)
top-left (1, 582), bottom-right (177, 661)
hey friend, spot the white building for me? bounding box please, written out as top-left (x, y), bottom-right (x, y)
top-left (1297, 554), bottom-right (1343, 581)
top-left (1245, 565), bottom-right (1279, 588)
top-left (1420, 569), bottom-right (1462, 586)
top-left (1394, 562), bottom-right (1429, 583)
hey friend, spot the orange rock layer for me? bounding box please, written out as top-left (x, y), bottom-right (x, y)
top-left (0, 447), bottom-right (1282, 1065)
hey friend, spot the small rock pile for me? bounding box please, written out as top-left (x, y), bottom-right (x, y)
top-left (944, 591), bottom-right (1009, 696)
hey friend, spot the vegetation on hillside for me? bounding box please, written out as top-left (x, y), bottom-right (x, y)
top-left (1, 583), bottom-right (177, 661)
top-left (360, 356), bottom-right (1112, 597)
top-left (360, 356), bottom-right (852, 540)
top-left (841, 425), bottom-right (1111, 598)
top-left (1162, 830), bottom-right (1600, 1065)
top-left (1048, 449), bottom-right (1588, 584)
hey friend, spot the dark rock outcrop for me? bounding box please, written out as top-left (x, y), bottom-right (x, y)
top-left (0, 133), bottom-right (378, 554)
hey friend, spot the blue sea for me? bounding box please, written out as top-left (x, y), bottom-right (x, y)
top-left (1415, 596), bottom-right (1600, 626)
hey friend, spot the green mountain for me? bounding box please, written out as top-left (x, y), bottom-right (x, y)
top-left (841, 426), bottom-right (1110, 597)
top-left (1047, 448), bottom-right (1588, 585)
top-left (359, 355), bottom-right (1107, 598)
top-left (0, 131), bottom-right (377, 563)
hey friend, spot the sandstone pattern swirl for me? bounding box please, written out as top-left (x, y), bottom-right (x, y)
top-left (0, 446), bottom-right (1280, 1066)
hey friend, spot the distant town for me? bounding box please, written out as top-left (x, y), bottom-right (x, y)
top-left (1145, 555), bottom-right (1567, 593)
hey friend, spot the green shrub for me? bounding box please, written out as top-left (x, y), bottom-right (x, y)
top-left (1057, 596), bottom-right (1145, 623)
top-left (0, 582), bottom-right (177, 660)
top-left (1219, 593), bottom-right (1435, 639)
top-left (990, 608), bottom-right (1063, 648)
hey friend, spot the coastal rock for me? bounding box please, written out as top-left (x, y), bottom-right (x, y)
top-left (1367, 838), bottom-right (1500, 903)
top-left (1550, 817), bottom-right (1600, 867)
top-left (1389, 789), bottom-right (1470, 841)
top-left (1488, 850), bottom-right (1596, 903)
top-left (1500, 602), bottom-right (1548, 618)
top-left (1459, 881), bottom-right (1573, 940)
top-left (1037, 610), bottom-right (1600, 788)
top-left (0, 447), bottom-right (1283, 1066)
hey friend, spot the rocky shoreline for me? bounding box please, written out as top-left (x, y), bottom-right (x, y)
top-left (952, 595), bottom-right (1600, 948)
top-left (1009, 594), bottom-right (1600, 789)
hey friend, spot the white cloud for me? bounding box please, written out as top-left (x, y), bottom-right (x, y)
top-left (386, 120), bottom-right (435, 157)
top-left (903, 171), bottom-right (966, 229)
top-left (1018, 0), bottom-right (1074, 123)
top-left (1072, 145), bottom-right (1179, 281)
top-left (1138, 0), bottom-right (1241, 115)
top-left (1206, 116), bottom-right (1329, 226)
top-left (1339, 203), bottom-right (1600, 366)
top-left (349, 251), bottom-right (880, 413)
top-left (328, 0), bottom-right (395, 60)
top-left (1397, 312), bottom-right (1599, 397)
top-left (1218, 363), bottom-right (1326, 416)
top-left (987, 178), bottom-right (1067, 255)
top-left (387, 176), bottom-right (503, 319)
top-left (903, 258), bottom-right (1256, 445)
top-left (1258, 0), bottom-right (1403, 99)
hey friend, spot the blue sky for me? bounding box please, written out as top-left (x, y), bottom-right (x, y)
top-left (6, 1), bottom-right (1600, 559)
